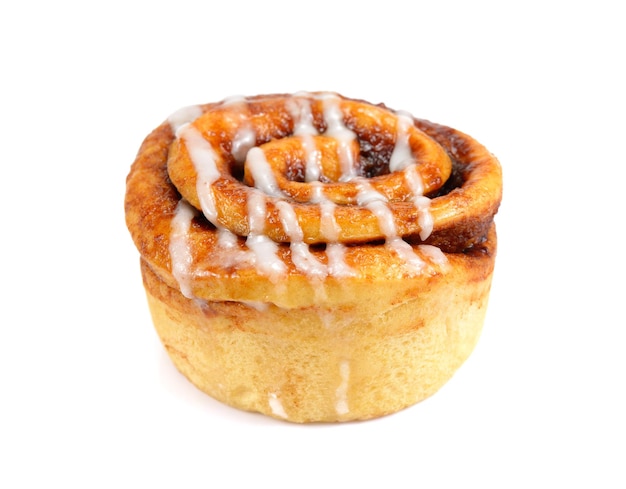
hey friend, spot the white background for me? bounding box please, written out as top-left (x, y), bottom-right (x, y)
top-left (2, 1), bottom-right (624, 487)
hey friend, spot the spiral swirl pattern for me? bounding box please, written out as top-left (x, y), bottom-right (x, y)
top-left (125, 92), bottom-right (501, 299)
top-left (167, 92), bottom-right (455, 245)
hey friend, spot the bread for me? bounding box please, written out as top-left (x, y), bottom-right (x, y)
top-left (125, 92), bottom-right (502, 422)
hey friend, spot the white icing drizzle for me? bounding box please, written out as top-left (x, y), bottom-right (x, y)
top-left (169, 200), bottom-right (197, 299)
top-left (241, 145), bottom-right (292, 279)
top-left (231, 125), bottom-right (256, 163)
top-left (311, 183), bottom-right (340, 241)
top-left (268, 392), bottom-right (288, 419)
top-left (319, 200), bottom-right (340, 242)
top-left (310, 182), bottom-right (356, 278)
top-left (403, 165), bottom-right (434, 240)
top-left (367, 201), bottom-right (425, 273)
top-left (218, 95), bottom-right (257, 164)
top-left (389, 111), bottom-right (415, 172)
top-left (246, 147), bottom-right (285, 198)
top-left (326, 243), bottom-right (355, 278)
top-left (319, 93), bottom-right (358, 181)
top-left (418, 244), bottom-right (448, 267)
top-left (167, 105), bottom-right (203, 134)
top-left (221, 94), bottom-right (247, 106)
top-left (357, 181), bottom-right (425, 273)
top-left (335, 360), bottom-right (350, 415)
top-left (415, 195), bottom-right (434, 241)
top-left (355, 180), bottom-right (386, 206)
top-left (245, 234), bottom-right (286, 280)
top-left (216, 227), bottom-right (239, 249)
top-left (246, 191), bottom-right (268, 237)
top-left (276, 201), bottom-right (328, 279)
top-left (365, 200), bottom-right (396, 237)
top-left (288, 96), bottom-right (323, 182)
top-left (178, 125), bottom-right (221, 223)
top-left (246, 191), bottom-right (287, 279)
top-left (389, 111), bottom-right (435, 241)
top-left (290, 96), bottom-right (318, 136)
top-left (275, 200), bottom-right (304, 241)
top-left (302, 134), bottom-right (322, 182)
top-left (388, 238), bottom-right (426, 272)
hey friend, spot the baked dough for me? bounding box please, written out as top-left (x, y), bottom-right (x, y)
top-left (125, 92), bottom-right (502, 422)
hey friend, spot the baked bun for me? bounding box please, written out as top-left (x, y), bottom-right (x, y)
top-left (125, 92), bottom-right (502, 422)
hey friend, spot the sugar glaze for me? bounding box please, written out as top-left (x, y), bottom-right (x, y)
top-left (167, 92), bottom-right (445, 295)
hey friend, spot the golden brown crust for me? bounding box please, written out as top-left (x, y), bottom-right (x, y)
top-left (125, 93), bottom-right (501, 303)
top-left (125, 92), bottom-right (502, 422)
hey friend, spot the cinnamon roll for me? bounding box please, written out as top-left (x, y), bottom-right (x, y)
top-left (125, 92), bottom-right (502, 423)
